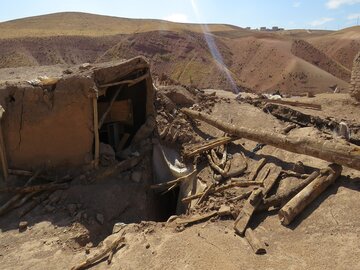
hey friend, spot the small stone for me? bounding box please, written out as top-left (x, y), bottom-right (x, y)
top-left (96, 213), bottom-right (104, 225)
top-left (175, 225), bottom-right (185, 232)
top-left (145, 243), bottom-right (150, 249)
top-left (19, 221), bottom-right (28, 232)
top-left (79, 63), bottom-right (91, 70)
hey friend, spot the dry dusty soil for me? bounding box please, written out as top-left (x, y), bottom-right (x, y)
top-left (0, 90), bottom-right (359, 270)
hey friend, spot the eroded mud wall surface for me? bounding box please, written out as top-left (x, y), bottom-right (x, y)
top-left (0, 76), bottom-right (94, 170)
top-left (350, 52), bottom-right (360, 101)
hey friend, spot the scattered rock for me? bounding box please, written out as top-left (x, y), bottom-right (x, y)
top-left (79, 63), bottom-right (92, 70)
top-left (19, 221), bottom-right (28, 232)
top-left (145, 243), bottom-right (150, 249)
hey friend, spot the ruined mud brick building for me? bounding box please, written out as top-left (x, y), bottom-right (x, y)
top-left (0, 57), bottom-right (154, 172)
top-left (350, 51), bottom-right (360, 101)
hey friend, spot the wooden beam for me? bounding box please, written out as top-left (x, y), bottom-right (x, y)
top-left (182, 136), bottom-right (239, 159)
top-left (254, 98), bottom-right (322, 110)
top-left (181, 108), bottom-right (360, 171)
top-left (279, 164), bottom-right (342, 225)
top-left (0, 106), bottom-right (8, 181)
top-left (98, 72), bottom-right (149, 88)
top-left (245, 228), bottom-right (266, 254)
top-left (98, 86), bottom-right (124, 129)
top-left (92, 97), bottom-right (100, 168)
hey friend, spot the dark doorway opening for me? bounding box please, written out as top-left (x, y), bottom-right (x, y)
top-left (97, 80), bottom-right (147, 158)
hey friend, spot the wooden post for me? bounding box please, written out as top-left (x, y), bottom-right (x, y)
top-left (245, 228), bottom-right (266, 254)
top-left (0, 106), bottom-right (8, 181)
top-left (98, 86), bottom-right (123, 129)
top-left (93, 97), bottom-right (100, 168)
top-left (278, 164), bottom-right (342, 226)
top-left (234, 164), bottom-right (281, 236)
top-left (181, 108), bottom-right (360, 171)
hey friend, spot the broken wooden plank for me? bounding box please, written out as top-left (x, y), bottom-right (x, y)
top-left (71, 231), bottom-right (126, 270)
top-left (279, 164), bottom-right (342, 225)
top-left (0, 170), bottom-right (41, 216)
top-left (245, 228), bottom-right (266, 255)
top-left (182, 136), bottom-right (238, 159)
top-left (98, 85), bottom-right (124, 129)
top-left (196, 183), bottom-right (215, 206)
top-left (228, 190), bottom-right (253, 202)
top-left (175, 211), bottom-right (218, 225)
top-left (248, 158), bottom-right (266, 181)
top-left (150, 170), bottom-right (197, 190)
top-left (182, 181), bottom-right (263, 203)
top-left (234, 164), bottom-right (281, 236)
top-left (255, 98), bottom-right (322, 110)
top-left (262, 170), bottom-right (320, 209)
top-left (181, 108), bottom-right (360, 171)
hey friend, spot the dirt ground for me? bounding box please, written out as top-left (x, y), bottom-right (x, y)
top-left (0, 89), bottom-right (359, 270)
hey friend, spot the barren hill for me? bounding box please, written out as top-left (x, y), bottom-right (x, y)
top-left (0, 12), bottom-right (359, 93)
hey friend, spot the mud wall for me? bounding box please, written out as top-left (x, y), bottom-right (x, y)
top-left (0, 76), bottom-right (95, 171)
top-left (350, 52), bottom-right (360, 101)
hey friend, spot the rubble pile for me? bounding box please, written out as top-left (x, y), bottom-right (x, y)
top-left (155, 85), bottom-right (224, 145)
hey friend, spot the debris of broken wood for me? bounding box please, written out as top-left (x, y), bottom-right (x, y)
top-left (0, 170), bottom-right (42, 216)
top-left (182, 181), bottom-right (263, 204)
top-left (174, 205), bottom-right (231, 226)
top-left (181, 108), bottom-right (360, 171)
top-left (248, 158), bottom-right (266, 181)
top-left (150, 170), bottom-right (197, 190)
top-left (278, 164), bottom-right (342, 225)
top-left (182, 136), bottom-right (238, 159)
top-left (234, 164), bottom-right (281, 236)
top-left (95, 155), bottom-right (144, 181)
top-left (262, 170), bottom-right (320, 209)
top-left (253, 98), bottom-right (322, 110)
top-left (245, 228), bottom-right (266, 254)
top-left (71, 230), bottom-right (126, 270)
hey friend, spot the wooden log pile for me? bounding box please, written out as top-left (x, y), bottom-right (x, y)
top-left (166, 108), bottom-right (352, 255)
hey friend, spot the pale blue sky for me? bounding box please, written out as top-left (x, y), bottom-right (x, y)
top-left (1, 0), bottom-right (360, 30)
